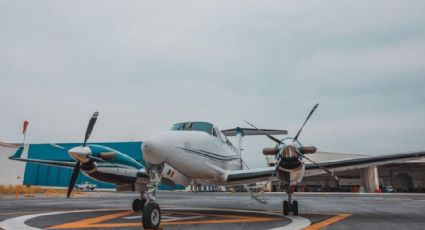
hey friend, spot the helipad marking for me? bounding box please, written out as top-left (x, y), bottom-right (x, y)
top-left (0, 208), bottom-right (322, 230)
top-left (49, 209), bottom-right (288, 229)
top-left (124, 214), bottom-right (204, 222)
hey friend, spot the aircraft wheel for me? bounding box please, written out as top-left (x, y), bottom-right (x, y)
top-left (132, 198), bottom-right (147, 212)
top-left (132, 199), bottom-right (141, 212)
top-left (142, 202), bottom-right (161, 229)
top-left (292, 200), bottom-right (299, 216)
top-left (283, 200), bottom-right (290, 216)
top-left (140, 198), bottom-right (146, 212)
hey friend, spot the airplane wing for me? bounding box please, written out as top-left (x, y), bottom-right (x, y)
top-left (221, 128), bottom-right (287, 136)
top-left (9, 146), bottom-right (76, 168)
top-left (304, 151), bottom-right (425, 177)
top-left (225, 151), bottom-right (425, 185)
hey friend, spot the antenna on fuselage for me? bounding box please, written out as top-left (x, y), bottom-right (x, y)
top-left (235, 127), bottom-right (244, 155)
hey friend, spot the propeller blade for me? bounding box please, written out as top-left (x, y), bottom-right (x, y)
top-left (297, 151), bottom-right (339, 183)
top-left (293, 103), bottom-right (319, 141)
top-left (67, 162), bottom-right (81, 198)
top-left (49, 143), bottom-right (66, 149)
top-left (244, 120), bottom-right (282, 144)
top-left (83, 112), bottom-right (99, 147)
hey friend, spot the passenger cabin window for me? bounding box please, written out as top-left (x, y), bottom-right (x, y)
top-left (171, 122), bottom-right (213, 135)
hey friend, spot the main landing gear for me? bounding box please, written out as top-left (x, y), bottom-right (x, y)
top-left (283, 184), bottom-right (298, 216)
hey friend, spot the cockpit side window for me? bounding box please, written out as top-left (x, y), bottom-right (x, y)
top-left (171, 123), bottom-right (185, 130)
top-left (191, 122), bottom-right (213, 134)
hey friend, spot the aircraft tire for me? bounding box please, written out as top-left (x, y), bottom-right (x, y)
top-left (132, 199), bottom-right (141, 212)
top-left (292, 200), bottom-right (299, 215)
top-left (140, 198), bottom-right (146, 212)
top-left (142, 202), bottom-right (161, 229)
top-left (283, 200), bottom-right (290, 216)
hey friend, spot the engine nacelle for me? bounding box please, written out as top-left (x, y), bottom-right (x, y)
top-left (263, 148), bottom-right (278, 155)
top-left (300, 146), bottom-right (317, 154)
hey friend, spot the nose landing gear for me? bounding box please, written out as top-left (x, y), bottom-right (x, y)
top-left (141, 164), bottom-right (163, 229)
top-left (142, 202), bottom-right (161, 229)
top-left (283, 184), bottom-right (299, 216)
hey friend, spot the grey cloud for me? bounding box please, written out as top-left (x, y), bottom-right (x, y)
top-left (1, 0), bottom-right (424, 168)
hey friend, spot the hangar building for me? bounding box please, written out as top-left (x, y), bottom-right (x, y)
top-left (264, 152), bottom-right (425, 193)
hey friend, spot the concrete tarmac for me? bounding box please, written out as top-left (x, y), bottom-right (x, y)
top-left (1, 191), bottom-right (425, 229)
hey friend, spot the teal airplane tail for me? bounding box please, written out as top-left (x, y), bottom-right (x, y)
top-left (9, 146), bottom-right (24, 159)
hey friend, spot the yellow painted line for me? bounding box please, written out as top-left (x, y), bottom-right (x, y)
top-left (303, 214), bottom-right (351, 230)
top-left (48, 211), bottom-right (133, 229)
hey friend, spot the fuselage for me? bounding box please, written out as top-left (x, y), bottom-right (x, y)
top-left (143, 130), bottom-right (242, 181)
top-left (142, 122), bottom-right (243, 185)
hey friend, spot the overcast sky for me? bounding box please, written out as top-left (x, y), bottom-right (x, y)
top-left (1, 1), bottom-right (424, 168)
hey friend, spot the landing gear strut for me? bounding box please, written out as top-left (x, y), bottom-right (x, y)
top-left (282, 173), bottom-right (298, 216)
top-left (141, 164), bottom-right (163, 229)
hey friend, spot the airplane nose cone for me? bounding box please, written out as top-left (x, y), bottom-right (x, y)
top-left (68, 146), bottom-right (91, 163)
top-left (142, 135), bottom-right (167, 164)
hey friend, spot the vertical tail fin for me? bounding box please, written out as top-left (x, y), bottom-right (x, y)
top-left (9, 146), bottom-right (24, 159)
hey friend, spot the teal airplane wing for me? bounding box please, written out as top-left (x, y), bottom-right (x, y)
top-left (9, 146), bottom-right (76, 168)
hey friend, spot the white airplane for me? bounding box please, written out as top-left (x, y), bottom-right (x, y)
top-left (131, 103), bottom-right (425, 228)
top-left (10, 105), bottom-right (425, 229)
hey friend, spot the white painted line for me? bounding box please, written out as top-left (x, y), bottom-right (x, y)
top-left (161, 207), bottom-right (311, 230)
top-left (163, 215), bottom-right (205, 222)
top-left (267, 215), bottom-right (311, 230)
top-left (123, 215), bottom-right (141, 220)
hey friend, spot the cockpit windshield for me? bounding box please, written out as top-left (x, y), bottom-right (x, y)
top-left (171, 122), bottom-right (213, 135)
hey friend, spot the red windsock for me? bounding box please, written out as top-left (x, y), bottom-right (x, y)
top-left (22, 121), bottom-right (29, 134)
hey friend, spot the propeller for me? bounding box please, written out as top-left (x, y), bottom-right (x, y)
top-left (67, 162), bottom-right (81, 198)
top-left (244, 120), bottom-right (281, 144)
top-left (245, 104), bottom-right (339, 183)
top-left (296, 151), bottom-right (339, 183)
top-left (293, 103), bottom-right (318, 142)
top-left (67, 111), bottom-right (99, 198)
top-left (49, 143), bottom-right (66, 149)
top-left (83, 112), bottom-right (99, 147)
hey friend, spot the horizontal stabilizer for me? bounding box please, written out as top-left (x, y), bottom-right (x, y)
top-left (221, 127), bottom-right (287, 136)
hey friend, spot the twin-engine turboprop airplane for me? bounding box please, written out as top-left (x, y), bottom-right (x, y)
top-left (10, 106), bottom-right (425, 229)
top-left (9, 112), bottom-right (150, 199)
